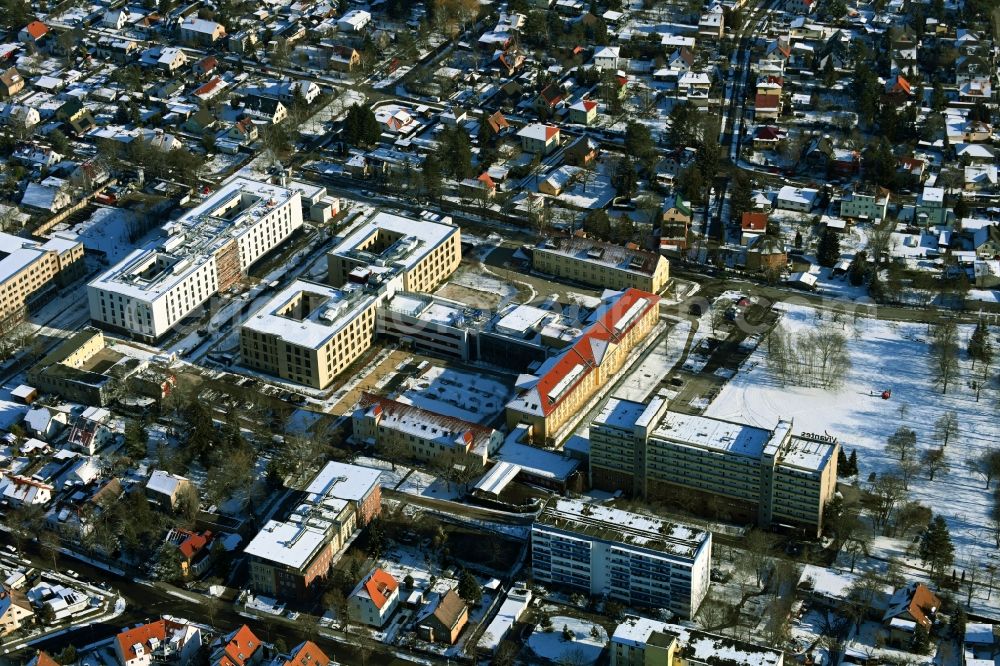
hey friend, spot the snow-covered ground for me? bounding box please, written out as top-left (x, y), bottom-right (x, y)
top-left (707, 302), bottom-right (998, 566)
top-left (69, 206), bottom-right (149, 263)
top-left (526, 616), bottom-right (607, 664)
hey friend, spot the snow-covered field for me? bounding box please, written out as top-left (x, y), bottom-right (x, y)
top-left (707, 302), bottom-right (996, 564)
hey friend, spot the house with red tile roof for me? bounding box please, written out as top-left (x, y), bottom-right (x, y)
top-left (114, 619), bottom-right (202, 666)
top-left (741, 212), bottom-right (769, 232)
top-left (517, 123), bottom-right (560, 155)
top-left (348, 568), bottom-right (400, 627)
top-left (505, 288), bottom-right (661, 445)
top-left (883, 582), bottom-right (941, 647)
top-left (19, 22), bottom-right (48, 46)
top-left (274, 641), bottom-right (330, 666)
top-left (166, 528), bottom-right (215, 577)
top-left (213, 625), bottom-right (263, 666)
top-left (568, 99), bottom-right (599, 125)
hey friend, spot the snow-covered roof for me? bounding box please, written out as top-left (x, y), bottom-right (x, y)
top-left (304, 461), bottom-right (381, 504)
top-left (611, 616), bottom-right (783, 666)
top-left (536, 497), bottom-right (710, 560)
top-left (146, 469), bottom-right (186, 497)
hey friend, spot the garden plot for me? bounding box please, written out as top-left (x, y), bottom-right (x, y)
top-left (397, 365), bottom-right (513, 424)
top-left (706, 302), bottom-right (998, 565)
top-left (526, 616), bottom-right (607, 665)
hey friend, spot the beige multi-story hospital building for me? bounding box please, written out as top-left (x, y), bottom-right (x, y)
top-left (589, 396), bottom-right (838, 536)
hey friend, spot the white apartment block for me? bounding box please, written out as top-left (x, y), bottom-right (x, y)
top-left (88, 178), bottom-right (303, 341)
top-left (589, 399), bottom-right (839, 536)
top-left (531, 498), bottom-right (711, 618)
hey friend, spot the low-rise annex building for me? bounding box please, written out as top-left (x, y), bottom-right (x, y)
top-left (532, 236), bottom-right (670, 293)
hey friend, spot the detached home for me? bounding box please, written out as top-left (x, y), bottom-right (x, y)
top-left (517, 123), bottom-right (560, 155)
top-left (349, 568), bottom-right (400, 627)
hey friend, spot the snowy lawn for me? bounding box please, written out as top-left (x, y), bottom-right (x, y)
top-left (706, 302), bottom-right (998, 565)
top-left (527, 616), bottom-right (607, 664)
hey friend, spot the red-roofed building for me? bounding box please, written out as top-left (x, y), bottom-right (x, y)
top-left (568, 99), bottom-right (599, 125)
top-left (213, 625), bottom-right (263, 666)
top-left (882, 75), bottom-right (914, 107)
top-left (19, 22), bottom-right (48, 45)
top-left (166, 528), bottom-right (215, 577)
top-left (349, 568), bottom-right (400, 627)
top-left (506, 288), bottom-right (661, 445)
top-left (754, 93), bottom-right (781, 120)
top-left (883, 583), bottom-right (941, 647)
top-left (192, 55), bottom-right (217, 78)
top-left (278, 642), bottom-right (331, 666)
top-left (741, 212), bottom-right (769, 232)
top-left (354, 393), bottom-right (502, 467)
top-left (114, 619), bottom-right (202, 666)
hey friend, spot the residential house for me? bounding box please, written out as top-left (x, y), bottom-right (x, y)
top-left (337, 9), bottom-right (371, 32)
top-left (568, 99), bottom-right (598, 125)
top-left (840, 187), bottom-right (889, 221)
top-left (68, 406), bottom-right (113, 455)
top-left (180, 17), bottom-right (226, 45)
top-left (517, 123), bottom-right (560, 155)
top-left (166, 528), bottom-right (214, 578)
top-left (19, 22), bottom-right (48, 48)
top-left (156, 47), bottom-right (188, 73)
top-left (485, 111), bottom-right (511, 137)
top-left (1, 104), bottom-right (41, 129)
top-left (0, 68), bottom-right (24, 97)
top-left (975, 225), bottom-right (1000, 259)
top-left (745, 235), bottom-right (787, 272)
top-left (349, 568), bottom-right (400, 627)
top-left (418, 589), bottom-right (469, 645)
top-left (535, 84), bottom-right (565, 113)
top-left (192, 56), bottom-right (218, 79)
top-left (699, 6), bottom-right (725, 38)
top-left (211, 625), bottom-right (263, 666)
top-left (273, 643), bottom-right (331, 666)
top-left (55, 99), bottom-right (96, 135)
top-left (594, 45), bottom-right (622, 69)
top-left (13, 145), bottom-right (62, 169)
top-left (883, 583), bottom-right (940, 648)
top-left (114, 619), bottom-right (202, 666)
top-left (564, 136), bottom-right (599, 167)
top-left (741, 212), bottom-right (769, 234)
top-left (915, 185), bottom-right (947, 226)
top-left (460, 173), bottom-right (496, 200)
top-left (955, 143), bottom-right (996, 164)
top-left (538, 166), bottom-right (580, 196)
top-left (27, 652), bottom-right (59, 666)
top-left (329, 45), bottom-right (360, 72)
top-left (966, 165), bottom-right (998, 191)
top-left (23, 406), bottom-right (67, 440)
top-left (678, 71), bottom-right (711, 99)
top-left (660, 196), bottom-right (692, 253)
top-left (145, 470), bottom-right (194, 511)
top-left (244, 95), bottom-right (288, 124)
top-left (0, 588), bottom-right (32, 636)
top-left (776, 186), bottom-right (819, 212)
top-left (882, 75), bottom-right (913, 107)
top-left (103, 8), bottom-right (128, 30)
top-left (753, 126), bottom-right (784, 150)
top-left (1, 476), bottom-right (52, 506)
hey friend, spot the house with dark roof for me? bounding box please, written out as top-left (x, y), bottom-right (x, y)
top-left (349, 568), bottom-right (400, 627)
top-left (243, 95), bottom-right (287, 124)
top-left (0, 68), bottom-right (24, 98)
top-left (56, 99), bottom-right (96, 135)
top-left (418, 589), bottom-right (468, 645)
